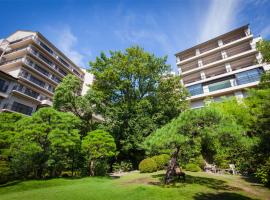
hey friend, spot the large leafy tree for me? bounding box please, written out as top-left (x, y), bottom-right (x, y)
top-left (10, 108), bottom-right (81, 178)
top-left (82, 130), bottom-right (116, 176)
top-left (53, 74), bottom-right (101, 135)
top-left (89, 46), bottom-right (188, 165)
top-left (0, 113), bottom-right (25, 183)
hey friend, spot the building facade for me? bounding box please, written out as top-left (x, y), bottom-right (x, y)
top-left (175, 25), bottom-right (270, 109)
top-left (0, 30), bottom-right (85, 115)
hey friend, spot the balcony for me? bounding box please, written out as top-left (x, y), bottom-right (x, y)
top-left (177, 34), bottom-right (253, 65)
top-left (181, 49), bottom-right (257, 76)
top-left (187, 69), bottom-right (262, 100)
top-left (208, 80), bottom-right (232, 92)
top-left (23, 58), bottom-right (60, 86)
top-left (2, 102), bottom-right (33, 116)
top-left (0, 57), bottom-right (23, 66)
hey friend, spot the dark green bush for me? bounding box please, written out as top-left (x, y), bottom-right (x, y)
top-left (152, 154), bottom-right (170, 170)
top-left (139, 158), bottom-right (157, 173)
top-left (94, 160), bottom-right (110, 176)
top-left (185, 163), bottom-right (201, 172)
top-left (256, 158), bottom-right (270, 186)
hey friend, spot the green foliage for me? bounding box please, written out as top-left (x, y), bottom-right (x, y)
top-left (82, 130), bottom-right (116, 176)
top-left (112, 161), bottom-right (133, 172)
top-left (185, 163), bottom-right (201, 172)
top-left (152, 154), bottom-right (170, 170)
top-left (89, 46), bottom-right (188, 164)
top-left (144, 106), bottom-right (251, 174)
top-left (256, 157), bottom-right (270, 186)
top-left (53, 74), bottom-right (101, 134)
top-left (189, 156), bottom-right (205, 170)
top-left (9, 108), bottom-right (81, 178)
top-left (257, 39), bottom-right (270, 63)
top-left (139, 158), bottom-right (157, 173)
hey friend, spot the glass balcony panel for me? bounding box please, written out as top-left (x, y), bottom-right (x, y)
top-left (236, 68), bottom-right (263, 85)
top-left (208, 80), bottom-right (232, 92)
top-left (187, 84), bottom-right (203, 96)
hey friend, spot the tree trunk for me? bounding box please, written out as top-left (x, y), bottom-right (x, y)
top-left (89, 160), bottom-right (95, 176)
top-left (164, 146), bottom-right (180, 184)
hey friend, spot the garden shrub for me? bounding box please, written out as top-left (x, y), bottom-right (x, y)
top-left (185, 163), bottom-right (201, 172)
top-left (256, 158), bottom-right (270, 186)
top-left (94, 160), bottom-right (110, 176)
top-left (152, 154), bottom-right (170, 170)
top-left (139, 158), bottom-right (157, 173)
top-left (112, 161), bottom-right (133, 172)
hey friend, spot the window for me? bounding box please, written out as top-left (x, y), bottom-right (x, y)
top-left (236, 68), bottom-right (263, 85)
top-left (29, 75), bottom-right (45, 88)
top-left (58, 68), bottom-right (67, 76)
top-left (58, 57), bottom-right (69, 68)
top-left (40, 41), bottom-right (53, 54)
top-left (39, 54), bottom-right (53, 66)
top-left (0, 79), bottom-right (8, 92)
top-left (51, 75), bottom-right (61, 83)
top-left (24, 88), bottom-right (39, 99)
top-left (73, 69), bottom-right (80, 76)
top-left (187, 84), bottom-right (203, 96)
top-left (34, 64), bottom-right (49, 76)
top-left (11, 101), bottom-right (33, 115)
top-left (47, 85), bottom-right (55, 92)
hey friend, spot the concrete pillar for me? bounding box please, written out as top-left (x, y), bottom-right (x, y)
top-left (230, 79), bottom-right (236, 87)
top-left (203, 85), bottom-right (209, 93)
top-left (250, 40), bottom-right (256, 50)
top-left (178, 67), bottom-right (182, 75)
top-left (200, 71), bottom-right (206, 79)
top-left (176, 56), bottom-right (180, 63)
top-left (256, 53), bottom-right (263, 64)
top-left (198, 59), bottom-right (203, 67)
top-left (225, 63), bottom-right (232, 72)
top-left (196, 49), bottom-right (200, 56)
top-left (218, 39), bottom-right (223, 47)
top-left (221, 50), bottom-right (227, 59)
top-left (245, 28), bottom-right (251, 36)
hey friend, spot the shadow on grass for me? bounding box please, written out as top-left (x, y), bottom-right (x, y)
top-left (0, 180), bottom-right (22, 188)
top-left (193, 192), bottom-right (256, 200)
top-left (150, 173), bottom-right (240, 191)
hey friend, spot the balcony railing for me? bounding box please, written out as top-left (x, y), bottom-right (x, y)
top-left (208, 80), bottom-right (232, 92)
top-left (236, 73), bottom-right (261, 85)
top-left (3, 102), bottom-right (33, 116)
top-left (0, 57), bottom-right (23, 65)
top-left (9, 35), bottom-right (33, 45)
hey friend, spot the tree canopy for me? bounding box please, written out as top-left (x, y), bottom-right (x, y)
top-left (89, 46), bottom-right (188, 165)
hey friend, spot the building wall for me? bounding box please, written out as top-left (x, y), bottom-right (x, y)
top-left (0, 30), bottom-right (91, 115)
top-left (175, 25), bottom-right (268, 109)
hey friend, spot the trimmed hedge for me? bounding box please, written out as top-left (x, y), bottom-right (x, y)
top-left (185, 163), bottom-right (201, 172)
top-left (152, 154), bottom-right (170, 170)
top-left (139, 158), bottom-right (157, 173)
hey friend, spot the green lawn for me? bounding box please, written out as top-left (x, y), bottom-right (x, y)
top-left (0, 171), bottom-right (269, 200)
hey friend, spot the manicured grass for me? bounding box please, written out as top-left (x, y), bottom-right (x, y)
top-left (0, 171), bottom-right (269, 200)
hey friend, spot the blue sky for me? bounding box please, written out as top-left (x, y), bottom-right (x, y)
top-left (1, 0), bottom-right (270, 71)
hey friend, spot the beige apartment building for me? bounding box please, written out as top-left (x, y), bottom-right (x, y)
top-left (175, 25), bottom-right (270, 109)
top-left (0, 30), bottom-right (86, 115)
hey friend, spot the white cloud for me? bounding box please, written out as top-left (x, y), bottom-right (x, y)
top-left (44, 25), bottom-right (86, 67)
top-left (199, 0), bottom-right (241, 42)
top-left (56, 27), bottom-right (85, 67)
